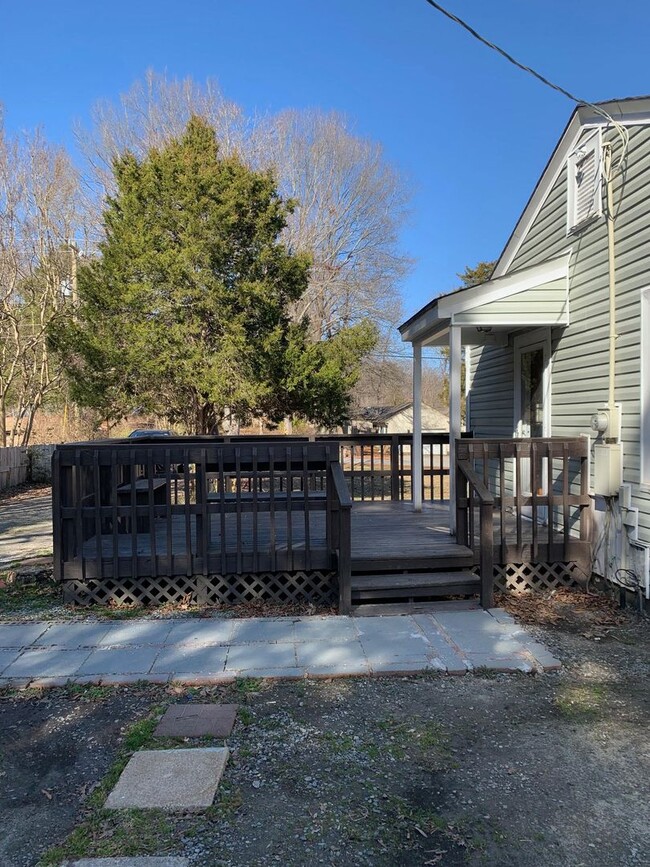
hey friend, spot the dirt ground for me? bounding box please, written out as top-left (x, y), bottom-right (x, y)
top-left (0, 589), bottom-right (648, 867)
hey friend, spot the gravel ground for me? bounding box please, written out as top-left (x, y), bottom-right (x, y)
top-left (0, 485), bottom-right (52, 572)
top-left (0, 590), bottom-right (647, 867)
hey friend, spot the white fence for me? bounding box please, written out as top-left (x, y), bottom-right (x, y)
top-left (0, 447), bottom-right (29, 492)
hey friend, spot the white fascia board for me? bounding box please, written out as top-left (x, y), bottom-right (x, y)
top-left (455, 315), bottom-right (568, 327)
top-left (579, 97), bottom-right (650, 126)
top-left (493, 98), bottom-right (650, 279)
top-left (400, 305), bottom-right (449, 345)
top-left (438, 254), bottom-right (570, 319)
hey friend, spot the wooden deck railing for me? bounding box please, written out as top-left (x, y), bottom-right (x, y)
top-left (456, 458), bottom-right (494, 608)
top-left (455, 437), bottom-right (592, 604)
top-left (52, 440), bottom-right (344, 587)
top-left (327, 458), bottom-right (352, 614)
top-left (317, 432), bottom-right (456, 502)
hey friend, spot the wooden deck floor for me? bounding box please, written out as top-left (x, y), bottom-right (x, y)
top-left (77, 501), bottom-right (472, 575)
top-left (350, 501), bottom-right (472, 570)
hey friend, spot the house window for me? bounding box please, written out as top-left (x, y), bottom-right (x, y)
top-left (567, 130), bottom-right (602, 233)
top-left (642, 289), bottom-right (650, 485)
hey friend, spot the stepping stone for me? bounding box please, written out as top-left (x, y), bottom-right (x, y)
top-left (154, 703), bottom-right (238, 738)
top-left (105, 748), bottom-right (228, 811)
top-left (66, 859), bottom-right (189, 866)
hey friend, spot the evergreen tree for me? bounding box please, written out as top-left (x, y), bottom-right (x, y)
top-left (51, 117), bottom-right (375, 432)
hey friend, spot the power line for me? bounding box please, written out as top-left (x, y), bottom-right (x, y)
top-left (421, 0), bottom-right (629, 163)
top-left (367, 351), bottom-right (446, 361)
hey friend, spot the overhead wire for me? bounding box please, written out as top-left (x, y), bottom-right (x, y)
top-left (421, 0), bottom-right (629, 170)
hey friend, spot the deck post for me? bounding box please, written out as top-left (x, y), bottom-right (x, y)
top-left (449, 324), bottom-right (462, 535)
top-left (412, 342), bottom-right (423, 511)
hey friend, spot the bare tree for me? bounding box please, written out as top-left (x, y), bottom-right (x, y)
top-left (353, 355), bottom-right (447, 411)
top-left (75, 70), bottom-right (249, 205)
top-left (76, 72), bottom-right (412, 342)
top-left (253, 110), bottom-right (412, 340)
top-left (0, 118), bottom-right (84, 446)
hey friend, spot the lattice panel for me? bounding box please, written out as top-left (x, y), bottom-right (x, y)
top-left (63, 570), bottom-right (337, 607)
top-left (201, 571), bottom-right (336, 606)
top-left (483, 561), bottom-right (583, 593)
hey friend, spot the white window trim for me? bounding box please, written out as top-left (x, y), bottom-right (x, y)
top-left (642, 289), bottom-right (650, 487)
top-left (513, 328), bottom-right (552, 439)
top-left (567, 128), bottom-right (603, 234)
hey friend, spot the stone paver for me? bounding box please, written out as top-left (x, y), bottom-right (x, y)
top-left (76, 647), bottom-right (159, 676)
top-left (165, 620), bottom-right (235, 645)
top-left (97, 622), bottom-right (174, 646)
top-left (3, 648), bottom-right (90, 678)
top-left (293, 616), bottom-right (358, 643)
top-left (151, 644), bottom-right (229, 675)
top-left (105, 748), bottom-right (228, 810)
top-left (294, 638), bottom-right (368, 672)
top-left (67, 857), bottom-right (189, 866)
top-left (0, 609), bottom-right (562, 686)
top-left (34, 622), bottom-right (112, 648)
top-left (229, 618), bottom-right (296, 644)
top-left (0, 648), bottom-right (21, 674)
top-left (154, 703), bottom-right (238, 738)
top-left (225, 642), bottom-right (297, 672)
top-left (0, 622), bottom-right (49, 647)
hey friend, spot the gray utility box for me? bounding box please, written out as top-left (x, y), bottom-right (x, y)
top-left (593, 443), bottom-right (622, 496)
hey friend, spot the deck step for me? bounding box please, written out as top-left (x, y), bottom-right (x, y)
top-left (352, 549), bottom-right (474, 574)
top-left (351, 570), bottom-right (479, 601)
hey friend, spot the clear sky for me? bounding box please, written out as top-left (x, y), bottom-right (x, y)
top-left (1, 1), bottom-right (648, 321)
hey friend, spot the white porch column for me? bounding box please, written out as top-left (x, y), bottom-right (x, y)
top-left (412, 342), bottom-right (423, 512)
top-left (448, 325), bottom-right (462, 535)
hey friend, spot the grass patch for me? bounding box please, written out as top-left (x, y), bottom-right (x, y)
top-left (0, 579), bottom-right (61, 615)
top-left (554, 684), bottom-right (606, 721)
top-left (233, 677), bottom-right (263, 696)
top-left (414, 720), bottom-right (450, 753)
top-left (63, 683), bottom-right (116, 702)
top-left (472, 665), bottom-right (500, 679)
top-left (38, 809), bottom-right (173, 866)
top-left (238, 706), bottom-right (254, 726)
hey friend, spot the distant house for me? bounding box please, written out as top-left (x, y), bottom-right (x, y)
top-left (400, 96), bottom-right (650, 598)
top-left (345, 402), bottom-right (448, 435)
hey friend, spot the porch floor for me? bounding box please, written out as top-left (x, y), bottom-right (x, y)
top-left (78, 501), bottom-right (473, 570)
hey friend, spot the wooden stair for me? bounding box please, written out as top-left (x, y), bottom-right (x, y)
top-left (350, 543), bottom-right (480, 612)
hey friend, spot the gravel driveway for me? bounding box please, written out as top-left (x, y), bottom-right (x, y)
top-left (0, 591), bottom-right (647, 867)
top-left (0, 486), bottom-right (52, 570)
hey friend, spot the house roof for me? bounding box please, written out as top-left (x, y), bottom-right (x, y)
top-left (399, 254), bottom-right (569, 346)
top-left (399, 96), bottom-right (650, 346)
top-left (493, 95), bottom-right (650, 278)
top-left (350, 402), bottom-right (446, 423)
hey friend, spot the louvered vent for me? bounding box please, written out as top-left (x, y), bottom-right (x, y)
top-left (574, 149), bottom-right (597, 224)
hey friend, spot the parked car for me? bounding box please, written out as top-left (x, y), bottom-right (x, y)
top-left (127, 429), bottom-right (174, 439)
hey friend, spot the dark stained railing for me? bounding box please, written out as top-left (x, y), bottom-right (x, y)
top-left (52, 433), bottom-right (453, 601)
top-left (326, 458), bottom-right (352, 614)
top-left (455, 437), bottom-right (592, 606)
top-left (317, 433), bottom-right (452, 502)
top-left (53, 440), bottom-right (342, 588)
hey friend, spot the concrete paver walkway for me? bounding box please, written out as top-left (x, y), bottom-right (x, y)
top-left (0, 606), bottom-right (560, 687)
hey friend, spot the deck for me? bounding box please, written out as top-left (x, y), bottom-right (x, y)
top-left (53, 435), bottom-right (592, 610)
top-left (75, 501), bottom-right (473, 579)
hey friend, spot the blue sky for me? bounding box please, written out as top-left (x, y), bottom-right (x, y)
top-left (1, 1), bottom-right (648, 321)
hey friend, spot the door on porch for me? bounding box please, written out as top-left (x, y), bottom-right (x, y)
top-left (514, 330), bottom-right (551, 521)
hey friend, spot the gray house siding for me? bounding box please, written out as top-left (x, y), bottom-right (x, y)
top-left (467, 343), bottom-right (514, 438)
top-left (468, 123), bottom-right (650, 549)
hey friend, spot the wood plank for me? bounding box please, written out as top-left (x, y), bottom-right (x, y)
top-left (351, 571), bottom-right (479, 591)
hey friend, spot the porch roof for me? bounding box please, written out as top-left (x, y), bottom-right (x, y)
top-left (399, 254), bottom-right (570, 347)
